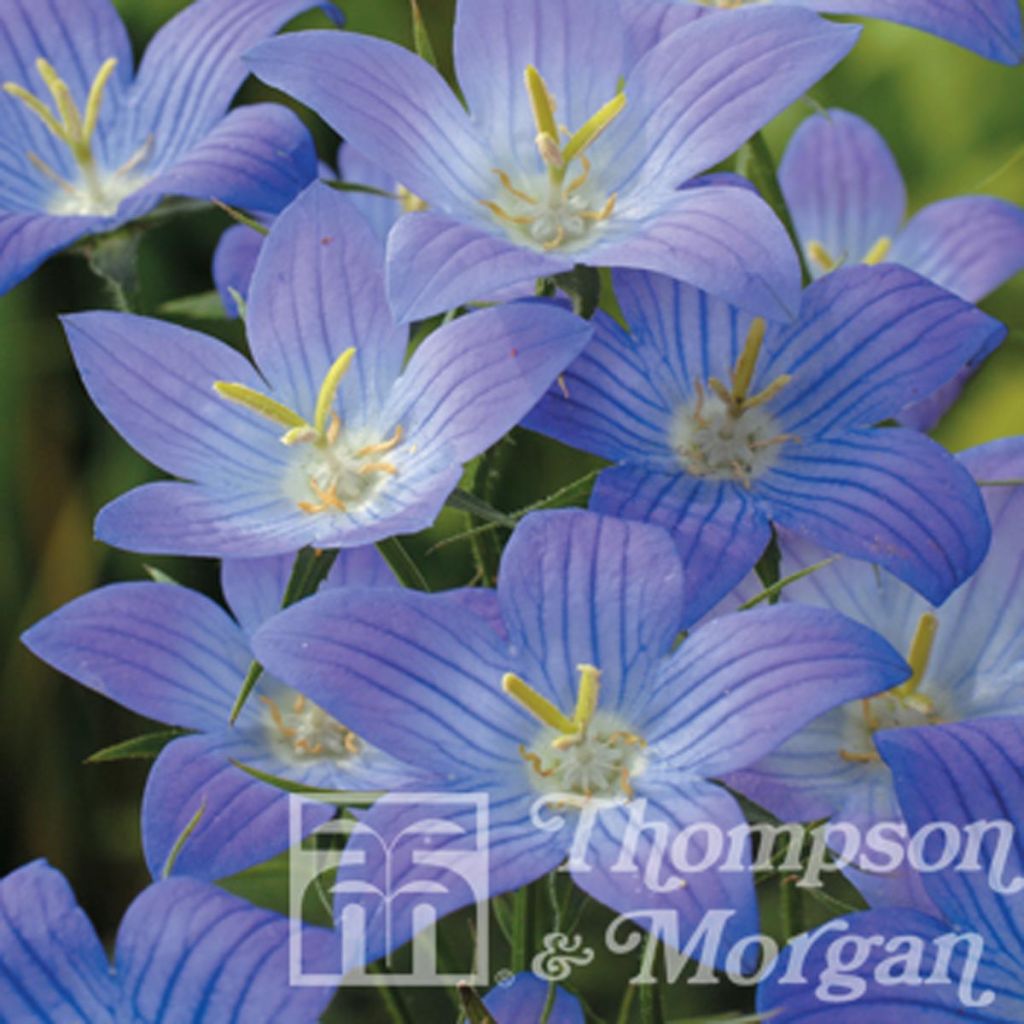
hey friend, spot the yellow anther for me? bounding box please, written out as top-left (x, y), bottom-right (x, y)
top-left (561, 90), bottom-right (626, 167)
top-left (863, 235), bottom-right (892, 266)
top-left (502, 672), bottom-right (577, 735)
top-left (580, 193), bottom-right (617, 222)
top-left (479, 199), bottom-right (537, 225)
top-left (573, 664), bottom-right (600, 730)
top-left (566, 153), bottom-right (591, 195)
top-left (541, 225), bottom-right (566, 251)
top-left (524, 65), bottom-right (559, 149)
top-left (213, 381), bottom-right (310, 433)
top-left (806, 240), bottom-right (837, 272)
top-left (314, 347), bottom-right (356, 439)
top-left (861, 697), bottom-right (879, 731)
top-left (895, 613), bottom-right (939, 698)
top-left (324, 412), bottom-right (342, 446)
top-left (293, 695), bottom-right (307, 713)
top-left (732, 317), bottom-right (767, 404)
top-left (298, 480), bottom-right (347, 515)
top-left (620, 766), bottom-right (635, 798)
top-left (839, 747), bottom-right (880, 764)
top-left (82, 57), bottom-right (117, 141)
top-left (343, 732), bottom-right (362, 755)
top-left (518, 744), bottom-right (555, 777)
top-left (742, 374), bottom-right (793, 412)
top-left (260, 696), bottom-right (297, 738)
top-left (355, 424), bottom-right (404, 458)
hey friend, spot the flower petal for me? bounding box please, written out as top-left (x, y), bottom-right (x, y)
top-left (334, 790), bottom-right (565, 969)
top-left (762, 265), bottom-right (1006, 437)
top-left (336, 144), bottom-right (400, 243)
top-left (253, 587), bottom-right (523, 778)
top-left (570, 779), bottom-right (760, 973)
top-left (95, 481), bottom-right (319, 558)
top-left (386, 301), bottom-right (592, 463)
top-left (114, 877), bottom-right (336, 1023)
top-left (246, 182), bottom-right (407, 425)
top-left (124, 0), bottom-right (332, 168)
top-left (588, 185), bottom-right (802, 320)
top-left (778, 109), bottom-right (907, 273)
top-left (497, 509), bottom-right (686, 715)
top-left (141, 733), bottom-right (328, 882)
top-left (878, 717), bottom-right (1024, 959)
top-left (590, 467), bottom-right (772, 627)
top-left (62, 310), bottom-right (287, 486)
top-left (640, 604), bottom-right (907, 774)
top-left (21, 582), bottom-right (247, 730)
top-left (137, 103), bottom-right (318, 215)
top-left (759, 429), bottom-right (990, 605)
top-left (0, 860), bottom-right (115, 1023)
top-left (385, 210), bottom-right (568, 324)
top-left (604, 8), bottom-right (859, 191)
top-left (247, 30), bottom-right (492, 210)
top-left (212, 223), bottom-right (263, 317)
top-left (890, 196), bottom-right (1024, 303)
top-left (483, 974), bottom-right (584, 1024)
top-left (0, 211), bottom-right (99, 296)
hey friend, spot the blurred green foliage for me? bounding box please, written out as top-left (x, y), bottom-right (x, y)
top-left (0, 0), bottom-right (1020, 1017)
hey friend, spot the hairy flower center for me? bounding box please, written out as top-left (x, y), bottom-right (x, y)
top-left (261, 691), bottom-right (362, 763)
top-left (3, 56), bottom-right (151, 216)
top-left (670, 318), bottom-right (797, 486)
top-left (806, 235), bottom-right (893, 275)
top-left (840, 612), bottom-right (943, 764)
top-left (502, 663), bottom-right (646, 801)
top-left (481, 66), bottom-right (624, 252)
top-left (214, 348), bottom-right (404, 516)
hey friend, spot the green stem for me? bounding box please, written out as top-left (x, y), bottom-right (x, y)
top-left (370, 964), bottom-right (414, 1024)
top-left (638, 934), bottom-right (664, 1024)
top-left (377, 536), bottom-right (431, 591)
top-left (510, 883), bottom-right (534, 974)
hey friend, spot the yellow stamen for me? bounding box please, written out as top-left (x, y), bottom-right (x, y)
top-left (503, 672), bottom-right (577, 735)
top-left (542, 225), bottom-right (566, 251)
top-left (565, 153), bottom-right (591, 195)
top-left (343, 732), bottom-right (362, 755)
top-left (260, 696), bottom-right (296, 737)
top-left (396, 185), bottom-right (428, 213)
top-left (479, 198), bottom-right (537, 225)
top-left (863, 235), bottom-right (892, 266)
top-left (314, 347), bottom-right (356, 438)
top-left (492, 168), bottom-right (538, 205)
top-left (3, 81), bottom-right (64, 137)
top-left (213, 381), bottom-right (309, 433)
top-left (806, 240), bottom-right (837, 272)
top-left (355, 424), bottom-right (404, 458)
top-left (620, 766), bottom-right (635, 798)
top-left (518, 744), bottom-right (555, 777)
top-left (840, 748), bottom-right (880, 764)
top-left (580, 193), bottom-right (617, 221)
top-left (895, 613), bottom-right (939, 698)
top-left (358, 461), bottom-right (398, 476)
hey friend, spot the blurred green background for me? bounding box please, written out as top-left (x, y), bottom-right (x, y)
top-left (0, 0), bottom-right (1020, 1017)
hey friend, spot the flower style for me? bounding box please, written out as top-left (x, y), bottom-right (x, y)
top-left (483, 973), bottom-right (584, 1023)
top-left (525, 266), bottom-right (1003, 622)
top-left (247, 0), bottom-right (861, 323)
top-left (721, 438), bottom-right (1024, 905)
top-left (22, 548), bottom-right (423, 882)
top-left (0, 0), bottom-right (334, 296)
top-left (0, 860), bottom-right (335, 1023)
top-left (253, 508), bottom-right (909, 970)
top-left (757, 716), bottom-right (1024, 1021)
top-left (778, 108), bottom-right (1024, 429)
top-left (675, 0), bottom-right (1022, 65)
top-left (63, 182), bottom-right (592, 557)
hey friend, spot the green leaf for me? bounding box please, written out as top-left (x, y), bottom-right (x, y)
top-left (231, 758), bottom-right (385, 801)
top-left (156, 290), bottom-right (228, 320)
top-left (754, 529), bottom-right (782, 594)
top-left (409, 0), bottom-right (438, 66)
top-left (324, 178), bottom-right (400, 200)
top-left (86, 728), bottom-right (190, 763)
top-left (161, 797), bottom-right (207, 878)
top-left (377, 536), bottom-right (431, 591)
top-left (143, 564), bottom-right (182, 585)
top-left (211, 198), bottom-right (268, 235)
top-left (553, 264), bottom-right (601, 319)
top-left (458, 983), bottom-right (499, 1024)
top-left (740, 556), bottom-right (839, 610)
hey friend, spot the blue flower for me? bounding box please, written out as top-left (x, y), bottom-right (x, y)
top-left (525, 266), bottom-right (1003, 621)
top-left (247, 0), bottom-right (860, 323)
top-left (0, 859), bottom-right (335, 1022)
top-left (62, 181), bottom-right (592, 557)
top-left (0, 0), bottom-right (335, 296)
top-left (778, 108), bottom-right (1024, 429)
top-left (721, 438), bottom-right (1024, 907)
top-left (483, 973), bottom-right (584, 1023)
top-left (22, 548), bottom-right (423, 882)
top-left (756, 716), bottom-right (1024, 1021)
top-left (252, 508), bottom-right (908, 970)
top-left (674, 0), bottom-right (1022, 65)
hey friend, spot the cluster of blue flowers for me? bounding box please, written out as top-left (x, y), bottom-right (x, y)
top-left (2, 0), bottom-right (1023, 1020)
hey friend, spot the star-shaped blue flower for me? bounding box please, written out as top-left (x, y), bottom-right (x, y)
top-left (0, 859), bottom-right (335, 1022)
top-left (247, 0), bottom-right (861, 323)
top-left (526, 266), bottom-right (1004, 621)
top-left (22, 548), bottom-right (423, 882)
top-left (63, 181), bottom-right (592, 557)
top-left (253, 508), bottom-right (908, 971)
top-left (0, 0), bottom-right (337, 296)
top-left (757, 716), bottom-right (1024, 1021)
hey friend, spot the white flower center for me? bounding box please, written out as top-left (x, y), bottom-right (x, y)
top-left (261, 691), bottom-right (362, 766)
